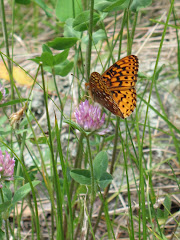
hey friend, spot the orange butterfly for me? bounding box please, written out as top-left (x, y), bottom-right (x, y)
top-left (86, 55), bottom-right (139, 118)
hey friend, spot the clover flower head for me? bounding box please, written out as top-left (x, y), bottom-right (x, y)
top-left (0, 150), bottom-right (15, 188)
top-left (74, 100), bottom-right (105, 131)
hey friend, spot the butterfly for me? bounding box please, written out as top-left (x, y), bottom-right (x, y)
top-left (85, 55), bottom-right (139, 118)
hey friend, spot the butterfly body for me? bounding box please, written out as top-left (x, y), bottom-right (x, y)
top-left (86, 55), bottom-right (138, 119)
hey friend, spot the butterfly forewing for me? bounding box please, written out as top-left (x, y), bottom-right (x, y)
top-left (87, 55), bottom-right (138, 118)
top-left (102, 55), bottom-right (138, 90)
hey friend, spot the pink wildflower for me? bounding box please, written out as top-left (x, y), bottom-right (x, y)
top-left (74, 100), bottom-right (105, 131)
top-left (0, 150), bottom-right (15, 188)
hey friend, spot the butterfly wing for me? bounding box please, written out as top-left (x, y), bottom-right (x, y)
top-left (101, 55), bottom-right (138, 118)
top-left (110, 88), bottom-right (136, 118)
top-left (87, 55), bottom-right (138, 118)
top-left (88, 72), bottom-right (124, 118)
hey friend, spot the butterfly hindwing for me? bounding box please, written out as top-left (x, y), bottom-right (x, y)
top-left (111, 88), bottom-right (136, 118)
top-left (89, 72), bottom-right (124, 118)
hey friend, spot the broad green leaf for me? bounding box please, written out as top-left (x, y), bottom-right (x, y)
top-left (47, 37), bottom-right (79, 50)
top-left (0, 215), bottom-right (2, 228)
top-left (0, 229), bottom-right (5, 239)
top-left (0, 92), bottom-right (2, 102)
top-left (53, 49), bottom-right (69, 65)
top-left (95, 0), bottom-right (112, 11)
top-left (34, 49), bottom-right (70, 69)
top-left (130, 0), bottom-right (152, 12)
top-left (99, 172), bottom-right (112, 189)
top-left (30, 56), bottom-right (41, 64)
top-left (64, 18), bottom-right (81, 38)
top-left (0, 130), bottom-right (12, 136)
top-left (83, 29), bottom-right (107, 45)
top-left (57, 61), bottom-right (74, 76)
top-left (156, 196), bottom-right (171, 226)
top-left (154, 65), bottom-right (164, 81)
top-left (0, 201), bottom-right (11, 213)
top-left (2, 188), bottom-right (12, 201)
top-left (0, 115), bottom-right (9, 124)
top-left (157, 208), bottom-right (165, 224)
top-left (163, 195), bottom-right (171, 218)
top-left (93, 151), bottom-right (108, 180)
top-left (42, 44), bottom-right (52, 53)
top-left (13, 176), bottom-right (25, 181)
top-left (56, 0), bottom-right (83, 22)
top-left (76, 185), bottom-right (89, 195)
top-left (73, 11), bottom-right (100, 32)
top-left (41, 52), bottom-right (54, 67)
top-left (44, 60), bottom-right (74, 76)
top-left (103, 0), bottom-right (129, 12)
top-left (15, 0), bottom-right (31, 4)
top-left (70, 169), bottom-right (91, 185)
top-left (33, 0), bottom-right (53, 17)
top-left (12, 181), bottom-right (40, 205)
top-left (5, 88), bottom-right (9, 95)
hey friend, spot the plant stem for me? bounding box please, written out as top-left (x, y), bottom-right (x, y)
top-left (0, 189), bottom-right (9, 240)
top-left (40, 64), bottom-right (64, 239)
top-left (86, 135), bottom-right (95, 240)
top-left (91, 117), bottom-right (120, 239)
top-left (0, 0), bottom-right (15, 105)
top-left (85, 0), bottom-right (94, 80)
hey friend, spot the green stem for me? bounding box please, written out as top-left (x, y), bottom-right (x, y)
top-left (55, 115), bottom-right (73, 239)
top-left (85, 0), bottom-right (94, 80)
top-left (52, 67), bottom-right (64, 133)
top-left (91, 117), bottom-right (120, 239)
top-left (70, 133), bottom-right (84, 197)
top-left (0, 189), bottom-right (9, 240)
top-left (172, 2), bottom-right (180, 82)
top-left (119, 123), bottom-right (135, 239)
top-left (139, 2), bottom-right (175, 238)
top-left (40, 64), bottom-right (64, 239)
top-left (65, 133), bottom-right (84, 238)
top-left (131, 11), bottom-right (138, 44)
top-left (86, 135), bottom-right (95, 240)
top-left (118, 10), bottom-right (127, 59)
top-left (86, 135), bottom-right (95, 201)
top-left (0, 0), bottom-right (15, 104)
top-left (110, 117), bottom-right (120, 174)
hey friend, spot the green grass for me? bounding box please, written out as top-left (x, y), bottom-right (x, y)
top-left (0, 0), bottom-right (179, 239)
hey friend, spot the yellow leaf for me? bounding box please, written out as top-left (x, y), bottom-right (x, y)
top-left (0, 61), bottom-right (34, 86)
top-left (0, 61), bottom-right (10, 80)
